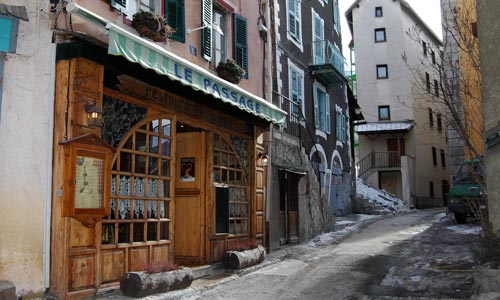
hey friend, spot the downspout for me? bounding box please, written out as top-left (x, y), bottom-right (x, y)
top-left (44, 42), bottom-right (57, 289)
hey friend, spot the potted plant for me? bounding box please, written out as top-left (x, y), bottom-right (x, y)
top-left (216, 59), bottom-right (246, 84)
top-left (131, 11), bottom-right (175, 42)
top-left (223, 240), bottom-right (266, 270)
top-left (120, 262), bottom-right (193, 297)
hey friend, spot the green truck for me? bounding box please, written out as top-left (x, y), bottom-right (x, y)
top-left (447, 158), bottom-right (485, 224)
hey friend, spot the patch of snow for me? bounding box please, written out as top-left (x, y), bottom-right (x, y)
top-left (447, 224), bottom-right (482, 235)
top-left (356, 177), bottom-right (408, 213)
top-left (307, 214), bottom-right (380, 247)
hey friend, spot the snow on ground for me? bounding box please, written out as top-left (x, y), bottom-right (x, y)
top-left (447, 224), bottom-right (483, 235)
top-left (307, 214), bottom-right (380, 247)
top-left (356, 177), bottom-right (408, 213)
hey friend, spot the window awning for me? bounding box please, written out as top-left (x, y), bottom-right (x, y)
top-left (356, 121), bottom-right (414, 134)
top-left (106, 23), bottom-right (286, 125)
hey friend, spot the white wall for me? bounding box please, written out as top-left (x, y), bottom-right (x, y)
top-left (0, 0), bottom-right (53, 296)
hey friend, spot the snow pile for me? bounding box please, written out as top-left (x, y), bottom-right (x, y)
top-left (447, 224), bottom-right (482, 235)
top-left (356, 177), bottom-right (408, 213)
top-left (307, 214), bottom-right (380, 247)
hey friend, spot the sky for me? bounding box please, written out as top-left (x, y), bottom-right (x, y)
top-left (339, 0), bottom-right (443, 58)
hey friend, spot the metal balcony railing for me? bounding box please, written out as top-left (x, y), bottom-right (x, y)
top-left (310, 40), bottom-right (346, 76)
top-left (357, 151), bottom-right (401, 178)
top-left (273, 92), bottom-right (303, 138)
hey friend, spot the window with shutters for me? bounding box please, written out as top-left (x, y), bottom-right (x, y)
top-left (201, 0), bottom-right (213, 60)
top-left (0, 15), bottom-right (19, 53)
top-left (312, 9), bottom-right (324, 65)
top-left (289, 61), bottom-right (304, 121)
top-left (336, 107), bottom-right (346, 142)
top-left (313, 83), bottom-right (330, 133)
top-left (211, 8), bottom-right (228, 66)
top-left (233, 14), bottom-right (248, 79)
top-left (165, 0), bottom-right (185, 43)
top-left (333, 0), bottom-right (340, 33)
top-left (287, 0), bottom-right (302, 45)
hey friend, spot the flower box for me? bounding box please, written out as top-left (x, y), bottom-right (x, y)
top-left (131, 11), bottom-right (174, 42)
top-left (216, 59), bottom-right (246, 84)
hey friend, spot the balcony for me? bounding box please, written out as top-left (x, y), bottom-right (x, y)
top-left (357, 152), bottom-right (401, 178)
top-left (309, 40), bottom-right (347, 87)
top-left (273, 91), bottom-right (302, 138)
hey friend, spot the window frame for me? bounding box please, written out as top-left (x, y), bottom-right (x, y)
top-left (211, 6), bottom-right (230, 66)
top-left (440, 149), bottom-right (446, 168)
top-left (429, 108), bottom-right (434, 128)
top-left (437, 113), bottom-right (442, 131)
top-left (287, 0), bottom-right (302, 46)
top-left (429, 181), bottom-right (434, 198)
top-left (425, 72), bottom-right (430, 93)
top-left (313, 82), bottom-right (331, 134)
top-left (288, 61), bottom-right (305, 122)
top-left (336, 107), bottom-right (346, 142)
top-left (422, 40), bottom-right (427, 56)
top-left (432, 146), bottom-right (437, 166)
top-left (378, 105), bottom-right (390, 121)
top-left (312, 8), bottom-right (325, 65)
top-left (374, 28), bottom-right (386, 43)
top-left (376, 64), bottom-right (388, 79)
top-left (434, 79), bottom-right (439, 97)
top-left (375, 6), bottom-right (383, 17)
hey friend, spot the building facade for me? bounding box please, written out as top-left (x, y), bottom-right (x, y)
top-left (347, 0), bottom-right (450, 208)
top-left (266, 0), bottom-right (352, 250)
top-left (441, 0), bottom-right (483, 176)
top-left (477, 0), bottom-right (500, 235)
top-left (0, 0), bottom-right (287, 299)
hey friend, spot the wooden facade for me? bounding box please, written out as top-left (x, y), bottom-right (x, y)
top-left (50, 56), bottom-right (268, 299)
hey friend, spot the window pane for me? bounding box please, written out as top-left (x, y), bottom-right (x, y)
top-left (147, 222), bottom-right (157, 241)
top-left (377, 65), bottom-right (388, 78)
top-left (133, 223), bottom-right (144, 242)
top-left (375, 29), bottom-right (385, 42)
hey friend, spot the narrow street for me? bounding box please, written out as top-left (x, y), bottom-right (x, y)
top-left (159, 209), bottom-right (480, 300)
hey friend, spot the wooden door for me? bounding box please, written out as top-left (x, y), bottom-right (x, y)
top-left (279, 171), bottom-right (299, 244)
top-left (174, 132), bottom-right (206, 265)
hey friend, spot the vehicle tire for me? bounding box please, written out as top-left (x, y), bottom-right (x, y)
top-left (454, 212), bottom-right (467, 224)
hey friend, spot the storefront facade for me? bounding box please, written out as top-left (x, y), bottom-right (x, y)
top-left (46, 2), bottom-right (285, 298)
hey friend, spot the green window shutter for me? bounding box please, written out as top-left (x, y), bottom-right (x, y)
top-left (201, 0), bottom-right (213, 60)
top-left (0, 17), bottom-right (19, 53)
top-left (233, 13), bottom-right (248, 79)
top-left (326, 94), bottom-right (331, 134)
top-left (313, 84), bottom-right (319, 129)
top-left (165, 0), bottom-right (185, 43)
top-left (336, 111), bottom-right (341, 140)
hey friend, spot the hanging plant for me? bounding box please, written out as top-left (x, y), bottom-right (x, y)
top-left (131, 11), bottom-right (175, 42)
top-left (216, 59), bottom-right (246, 84)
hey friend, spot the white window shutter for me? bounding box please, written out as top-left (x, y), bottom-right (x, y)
top-left (313, 84), bottom-right (319, 128)
top-left (326, 94), bottom-right (331, 133)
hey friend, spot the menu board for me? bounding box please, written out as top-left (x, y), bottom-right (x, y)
top-left (74, 155), bottom-right (104, 209)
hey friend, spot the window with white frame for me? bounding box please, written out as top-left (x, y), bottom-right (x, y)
top-left (336, 107), bottom-right (346, 142)
top-left (289, 62), bottom-right (304, 121)
top-left (212, 7), bottom-right (229, 66)
top-left (333, 0), bottom-right (340, 33)
top-left (312, 9), bottom-right (325, 65)
top-left (287, 0), bottom-right (302, 43)
top-left (314, 83), bottom-right (330, 133)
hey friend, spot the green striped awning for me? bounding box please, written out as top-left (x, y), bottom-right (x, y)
top-left (107, 23), bottom-right (286, 125)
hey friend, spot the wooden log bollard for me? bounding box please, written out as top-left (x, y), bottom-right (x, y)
top-left (223, 245), bottom-right (266, 269)
top-left (120, 267), bottom-right (193, 298)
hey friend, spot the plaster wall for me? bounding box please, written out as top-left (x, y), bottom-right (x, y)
top-left (351, 0), bottom-right (413, 123)
top-left (477, 0), bottom-right (500, 235)
top-left (0, 0), bottom-right (53, 296)
top-left (70, 0), bottom-right (267, 99)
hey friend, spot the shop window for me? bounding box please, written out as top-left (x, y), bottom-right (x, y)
top-left (378, 105), bottom-right (390, 120)
top-left (377, 64), bottom-right (388, 79)
top-left (213, 133), bottom-right (249, 235)
top-left (102, 118), bottom-right (173, 245)
top-left (215, 187), bottom-right (229, 233)
top-left (313, 83), bottom-right (330, 133)
top-left (375, 6), bottom-right (383, 17)
top-left (375, 28), bottom-right (386, 43)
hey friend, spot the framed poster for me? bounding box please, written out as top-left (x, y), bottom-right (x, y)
top-left (180, 157), bottom-right (195, 182)
top-left (61, 135), bottom-right (113, 227)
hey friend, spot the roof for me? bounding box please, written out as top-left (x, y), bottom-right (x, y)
top-left (345, 0), bottom-right (441, 45)
top-left (356, 121), bottom-right (414, 134)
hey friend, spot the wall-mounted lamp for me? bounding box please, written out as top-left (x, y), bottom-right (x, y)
top-left (187, 22), bottom-right (224, 36)
top-left (85, 101), bottom-right (103, 128)
top-left (257, 152), bottom-right (269, 166)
